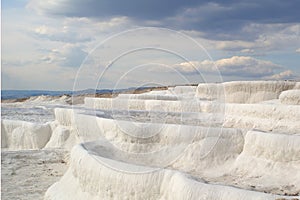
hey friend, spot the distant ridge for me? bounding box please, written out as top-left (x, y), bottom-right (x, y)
top-left (1, 86), bottom-right (167, 100)
top-left (1, 83), bottom-right (201, 101)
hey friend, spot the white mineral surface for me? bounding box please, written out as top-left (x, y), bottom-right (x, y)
top-left (1, 81), bottom-right (300, 200)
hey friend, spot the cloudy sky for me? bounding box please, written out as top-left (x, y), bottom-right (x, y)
top-left (2, 0), bottom-right (300, 90)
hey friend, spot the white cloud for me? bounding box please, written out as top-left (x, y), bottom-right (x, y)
top-left (41, 44), bottom-right (88, 67)
top-left (240, 49), bottom-right (255, 54)
top-left (33, 17), bottom-right (131, 43)
top-left (61, 16), bottom-right (131, 36)
top-left (296, 48), bottom-right (300, 53)
top-left (34, 24), bottom-right (92, 43)
top-left (264, 70), bottom-right (298, 80)
top-left (170, 56), bottom-right (281, 78)
top-left (215, 40), bottom-right (255, 51)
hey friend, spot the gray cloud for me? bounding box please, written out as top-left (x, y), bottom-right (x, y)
top-left (210, 24), bottom-right (300, 52)
top-left (27, 0), bottom-right (300, 40)
top-left (27, 0), bottom-right (200, 20)
top-left (169, 1), bottom-right (300, 40)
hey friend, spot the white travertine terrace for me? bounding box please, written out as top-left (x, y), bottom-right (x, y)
top-left (1, 81), bottom-right (300, 199)
top-left (1, 119), bottom-right (52, 149)
top-left (279, 89), bottom-right (300, 105)
top-left (196, 81), bottom-right (297, 103)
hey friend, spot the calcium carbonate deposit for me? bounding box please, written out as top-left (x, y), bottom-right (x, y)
top-left (1, 81), bottom-right (300, 200)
